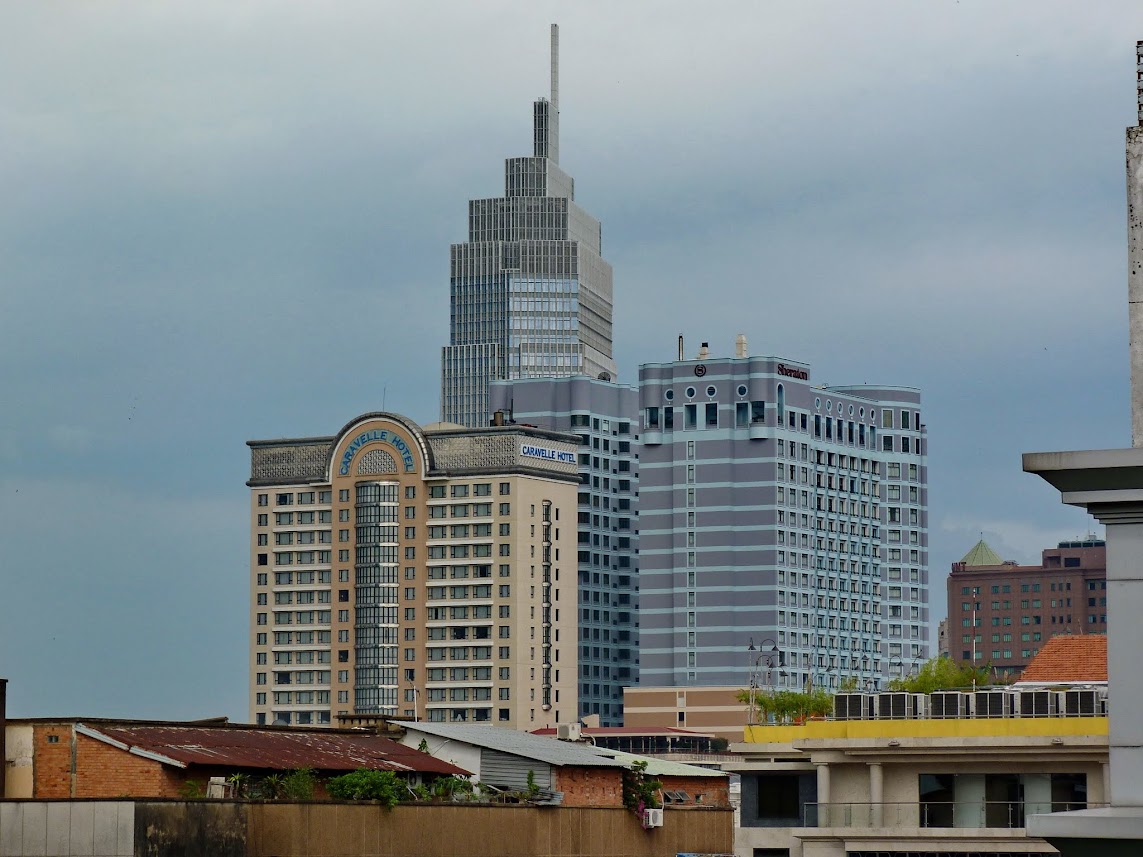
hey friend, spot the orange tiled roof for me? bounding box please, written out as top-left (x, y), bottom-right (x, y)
top-left (1018, 634), bottom-right (1107, 683)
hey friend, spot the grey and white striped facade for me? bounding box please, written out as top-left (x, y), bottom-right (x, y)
top-left (638, 354), bottom-right (929, 691)
top-left (440, 27), bottom-right (615, 428)
top-left (490, 376), bottom-right (639, 726)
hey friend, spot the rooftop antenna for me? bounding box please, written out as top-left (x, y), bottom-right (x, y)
top-left (551, 23), bottom-right (559, 116)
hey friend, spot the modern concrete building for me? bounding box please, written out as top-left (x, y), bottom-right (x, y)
top-left (440, 25), bottom-right (616, 428)
top-left (637, 338), bottom-right (929, 692)
top-left (947, 538), bottom-right (1107, 678)
top-left (490, 376), bottom-right (639, 725)
top-left (246, 412), bottom-right (580, 730)
top-left (727, 688), bottom-right (1108, 857)
top-left (1022, 41), bottom-right (1143, 856)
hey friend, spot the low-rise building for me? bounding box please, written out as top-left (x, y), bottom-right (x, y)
top-left (395, 720), bottom-right (731, 810)
top-left (3, 718), bottom-right (466, 800)
top-left (726, 686), bottom-right (1108, 857)
top-left (395, 720), bottom-right (630, 806)
top-left (623, 685), bottom-right (750, 742)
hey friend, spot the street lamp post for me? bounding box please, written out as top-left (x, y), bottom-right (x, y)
top-left (748, 637), bottom-right (780, 725)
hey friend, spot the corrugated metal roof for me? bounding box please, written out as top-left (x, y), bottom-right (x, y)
top-left (83, 723), bottom-right (468, 776)
top-left (590, 749), bottom-right (727, 779)
top-left (531, 726), bottom-right (714, 738)
top-left (397, 722), bottom-right (627, 768)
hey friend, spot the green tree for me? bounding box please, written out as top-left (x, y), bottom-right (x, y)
top-left (622, 760), bottom-right (663, 811)
top-left (737, 687), bottom-right (834, 723)
top-left (886, 656), bottom-right (991, 693)
top-left (327, 769), bottom-right (407, 807)
top-left (280, 768), bottom-right (317, 800)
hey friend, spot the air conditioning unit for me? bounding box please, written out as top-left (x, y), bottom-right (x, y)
top-left (834, 693), bottom-right (874, 720)
top-left (974, 690), bottom-right (1012, 718)
top-left (642, 807), bottom-right (664, 828)
top-left (930, 691), bottom-right (970, 719)
top-left (1063, 689), bottom-right (1101, 716)
top-left (1018, 689), bottom-right (1056, 717)
top-left (876, 692), bottom-right (916, 719)
top-left (556, 722), bottom-right (582, 741)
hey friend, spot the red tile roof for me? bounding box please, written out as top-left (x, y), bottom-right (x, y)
top-left (81, 723), bottom-right (468, 776)
top-left (1018, 634), bottom-right (1107, 684)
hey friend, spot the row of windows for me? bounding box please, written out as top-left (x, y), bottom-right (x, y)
top-left (428, 483), bottom-right (511, 499)
top-left (569, 414), bottom-right (632, 436)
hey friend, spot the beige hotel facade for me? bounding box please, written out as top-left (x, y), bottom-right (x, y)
top-left (247, 412), bottom-right (579, 730)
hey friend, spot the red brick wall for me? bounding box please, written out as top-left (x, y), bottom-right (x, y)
top-left (32, 725), bottom-right (74, 798)
top-left (553, 767), bottom-right (624, 808)
top-left (32, 725), bottom-right (186, 798)
top-left (74, 733), bottom-right (184, 798)
top-left (659, 774), bottom-right (730, 808)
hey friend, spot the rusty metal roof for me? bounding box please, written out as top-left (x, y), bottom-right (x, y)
top-left (81, 723), bottom-right (468, 776)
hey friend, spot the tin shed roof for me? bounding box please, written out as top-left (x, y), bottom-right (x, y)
top-left (396, 722), bottom-right (627, 768)
top-left (79, 723), bottom-right (468, 776)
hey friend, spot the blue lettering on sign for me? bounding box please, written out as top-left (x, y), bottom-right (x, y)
top-left (520, 443), bottom-right (576, 465)
top-left (339, 429), bottom-right (416, 475)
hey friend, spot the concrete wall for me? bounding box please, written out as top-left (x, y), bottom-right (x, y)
top-left (0, 801), bottom-right (733, 857)
top-left (0, 802), bottom-right (135, 857)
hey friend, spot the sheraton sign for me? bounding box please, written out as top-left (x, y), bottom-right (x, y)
top-left (776, 363), bottom-right (809, 381)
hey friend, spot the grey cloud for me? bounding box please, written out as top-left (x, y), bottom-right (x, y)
top-left (2, 0), bottom-right (1142, 716)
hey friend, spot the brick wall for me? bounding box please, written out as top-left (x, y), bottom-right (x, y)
top-left (659, 774), bottom-right (730, 808)
top-left (32, 724), bottom-right (74, 798)
top-left (74, 733), bottom-right (184, 797)
top-left (32, 725), bottom-right (186, 798)
top-left (553, 766), bottom-right (624, 807)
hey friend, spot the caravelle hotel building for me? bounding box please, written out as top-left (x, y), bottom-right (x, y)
top-left (246, 412), bottom-right (579, 729)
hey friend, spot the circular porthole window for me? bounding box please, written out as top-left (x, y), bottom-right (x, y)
top-left (815, 397), bottom-right (821, 410)
top-left (685, 386), bottom-right (696, 399)
top-left (826, 400), bottom-right (832, 412)
top-left (664, 389), bottom-right (674, 401)
top-left (706, 385), bottom-right (717, 397)
top-left (737, 385), bottom-right (748, 397)
top-left (848, 405), bottom-right (854, 416)
top-left (859, 408), bottom-right (865, 418)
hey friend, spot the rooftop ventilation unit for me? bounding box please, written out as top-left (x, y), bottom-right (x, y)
top-left (974, 690), bottom-right (1012, 718)
top-left (1018, 689), bottom-right (1056, 717)
top-left (876, 692), bottom-right (925, 719)
top-left (1063, 689), bottom-right (1101, 716)
top-left (834, 693), bottom-right (875, 720)
top-left (930, 691), bottom-right (971, 719)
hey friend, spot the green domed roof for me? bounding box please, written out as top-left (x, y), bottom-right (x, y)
top-left (960, 539), bottom-right (1005, 566)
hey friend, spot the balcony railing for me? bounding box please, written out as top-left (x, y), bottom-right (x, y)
top-left (801, 801), bottom-right (1100, 829)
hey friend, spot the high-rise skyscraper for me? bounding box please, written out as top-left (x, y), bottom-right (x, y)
top-left (441, 25), bottom-right (616, 428)
top-left (637, 338), bottom-right (929, 692)
top-left (246, 412), bottom-right (580, 729)
top-left (490, 376), bottom-right (640, 726)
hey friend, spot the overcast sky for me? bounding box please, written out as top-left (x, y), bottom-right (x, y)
top-left (2, 1), bottom-right (1140, 719)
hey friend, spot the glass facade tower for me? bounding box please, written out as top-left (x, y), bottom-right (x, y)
top-left (441, 25), bottom-right (616, 428)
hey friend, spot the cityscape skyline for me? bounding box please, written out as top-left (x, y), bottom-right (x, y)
top-left (2, 3), bottom-right (1139, 720)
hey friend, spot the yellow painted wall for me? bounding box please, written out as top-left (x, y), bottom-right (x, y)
top-left (744, 717), bottom-right (1108, 743)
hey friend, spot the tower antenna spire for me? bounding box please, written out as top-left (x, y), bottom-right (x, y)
top-left (551, 23), bottom-right (559, 114)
